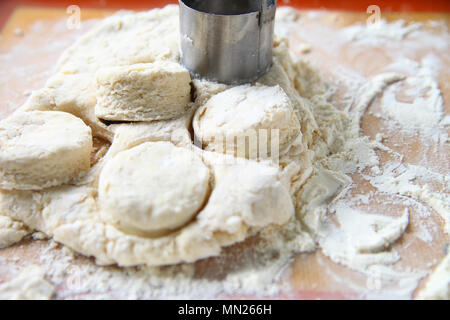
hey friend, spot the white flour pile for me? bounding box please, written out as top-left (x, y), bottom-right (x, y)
top-left (0, 6), bottom-right (448, 299)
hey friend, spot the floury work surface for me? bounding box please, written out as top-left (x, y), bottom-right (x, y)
top-left (0, 6), bottom-right (448, 299)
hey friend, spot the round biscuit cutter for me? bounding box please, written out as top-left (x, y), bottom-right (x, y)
top-left (179, 0), bottom-right (277, 84)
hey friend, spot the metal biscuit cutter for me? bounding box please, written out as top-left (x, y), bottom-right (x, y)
top-left (179, 0), bottom-right (277, 84)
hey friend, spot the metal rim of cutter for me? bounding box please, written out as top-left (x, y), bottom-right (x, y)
top-left (181, 0), bottom-right (275, 16)
top-left (179, 0), bottom-right (277, 84)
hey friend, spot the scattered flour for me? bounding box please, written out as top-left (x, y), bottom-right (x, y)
top-left (367, 163), bottom-right (450, 234)
top-left (343, 20), bottom-right (422, 43)
top-left (379, 57), bottom-right (445, 135)
top-left (0, 265), bottom-right (54, 300)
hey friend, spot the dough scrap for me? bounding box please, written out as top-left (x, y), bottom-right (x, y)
top-left (417, 253), bottom-right (450, 300)
top-left (0, 111), bottom-right (92, 190)
top-left (0, 265), bottom-right (54, 300)
top-left (95, 62), bottom-right (192, 121)
top-left (193, 85), bottom-right (301, 159)
top-left (99, 142), bottom-right (210, 236)
top-left (0, 215), bottom-right (30, 249)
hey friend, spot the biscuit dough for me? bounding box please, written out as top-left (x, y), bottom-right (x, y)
top-left (24, 73), bottom-right (112, 141)
top-left (193, 85), bottom-right (301, 160)
top-left (99, 142), bottom-right (210, 236)
top-left (24, 6), bottom-right (180, 141)
top-left (0, 111), bottom-right (92, 190)
top-left (0, 215), bottom-right (29, 249)
top-left (0, 6), bottom-right (321, 267)
top-left (95, 61), bottom-right (191, 121)
top-left (0, 149), bottom-right (294, 266)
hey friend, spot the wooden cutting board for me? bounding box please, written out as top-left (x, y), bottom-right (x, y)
top-left (0, 6), bottom-right (448, 299)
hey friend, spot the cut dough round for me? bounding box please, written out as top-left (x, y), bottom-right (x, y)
top-left (95, 61), bottom-right (192, 121)
top-left (193, 85), bottom-right (301, 159)
top-left (98, 141), bottom-right (210, 236)
top-left (0, 111), bottom-right (92, 190)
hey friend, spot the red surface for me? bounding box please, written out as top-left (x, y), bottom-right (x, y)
top-left (1, 0), bottom-right (449, 31)
top-left (2, 0), bottom-right (450, 11)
